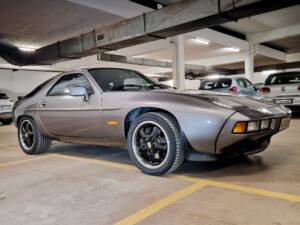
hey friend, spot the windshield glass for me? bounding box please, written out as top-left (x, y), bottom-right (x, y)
top-left (265, 73), bottom-right (300, 85)
top-left (199, 79), bottom-right (232, 90)
top-left (88, 68), bottom-right (164, 91)
top-left (0, 92), bottom-right (9, 99)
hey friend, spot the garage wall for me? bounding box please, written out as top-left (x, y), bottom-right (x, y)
top-left (0, 70), bottom-right (58, 100)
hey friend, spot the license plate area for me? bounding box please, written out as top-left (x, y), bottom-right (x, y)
top-left (273, 99), bottom-right (293, 104)
top-left (279, 117), bottom-right (290, 131)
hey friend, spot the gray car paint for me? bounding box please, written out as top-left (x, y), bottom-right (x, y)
top-left (13, 68), bottom-right (291, 156)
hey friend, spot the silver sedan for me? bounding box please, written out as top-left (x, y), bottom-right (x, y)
top-left (13, 68), bottom-right (291, 175)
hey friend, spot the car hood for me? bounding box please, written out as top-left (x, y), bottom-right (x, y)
top-left (154, 89), bottom-right (287, 115)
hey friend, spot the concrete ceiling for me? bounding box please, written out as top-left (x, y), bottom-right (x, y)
top-left (0, 0), bottom-right (299, 76)
top-left (0, 0), bottom-right (122, 48)
top-left (265, 35), bottom-right (300, 54)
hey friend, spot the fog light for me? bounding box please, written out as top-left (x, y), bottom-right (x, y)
top-left (260, 119), bottom-right (270, 130)
top-left (232, 121), bottom-right (247, 134)
top-left (247, 121), bottom-right (260, 132)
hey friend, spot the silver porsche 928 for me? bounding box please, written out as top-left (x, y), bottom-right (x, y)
top-left (13, 68), bottom-right (292, 175)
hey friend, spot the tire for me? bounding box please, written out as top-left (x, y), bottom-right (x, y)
top-left (127, 112), bottom-right (184, 175)
top-left (0, 118), bottom-right (12, 125)
top-left (17, 117), bottom-right (52, 154)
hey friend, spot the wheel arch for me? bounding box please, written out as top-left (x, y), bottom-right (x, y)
top-left (124, 107), bottom-right (180, 139)
top-left (16, 115), bottom-right (35, 127)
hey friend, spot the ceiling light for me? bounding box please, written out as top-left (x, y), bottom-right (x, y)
top-left (193, 37), bottom-right (210, 45)
top-left (224, 47), bottom-right (240, 52)
top-left (18, 47), bottom-right (36, 52)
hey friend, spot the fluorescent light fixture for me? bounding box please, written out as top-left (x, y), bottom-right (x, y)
top-left (206, 75), bottom-right (222, 79)
top-left (224, 47), bottom-right (240, 52)
top-left (262, 70), bottom-right (277, 75)
top-left (18, 47), bottom-right (36, 52)
top-left (193, 37), bottom-right (210, 45)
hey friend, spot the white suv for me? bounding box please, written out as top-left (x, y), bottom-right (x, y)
top-left (0, 92), bottom-right (13, 125)
top-left (260, 72), bottom-right (300, 111)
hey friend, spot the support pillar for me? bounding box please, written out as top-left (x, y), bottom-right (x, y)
top-left (245, 43), bottom-right (255, 82)
top-left (171, 36), bottom-right (185, 89)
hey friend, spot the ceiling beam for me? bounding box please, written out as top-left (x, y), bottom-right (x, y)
top-left (109, 39), bottom-right (171, 57)
top-left (255, 45), bottom-right (286, 61)
top-left (97, 53), bottom-right (206, 71)
top-left (247, 24), bottom-right (300, 44)
top-left (187, 52), bottom-right (247, 66)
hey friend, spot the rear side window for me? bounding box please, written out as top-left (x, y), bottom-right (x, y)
top-left (199, 79), bottom-right (232, 90)
top-left (265, 73), bottom-right (300, 85)
top-left (237, 78), bottom-right (253, 88)
top-left (0, 92), bottom-right (9, 99)
top-left (47, 74), bottom-right (93, 96)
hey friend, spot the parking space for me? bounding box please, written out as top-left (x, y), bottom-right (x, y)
top-left (1, 117), bottom-right (300, 225)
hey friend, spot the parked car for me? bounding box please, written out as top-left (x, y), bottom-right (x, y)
top-left (0, 91), bottom-right (13, 125)
top-left (199, 76), bottom-right (259, 97)
top-left (260, 72), bottom-right (300, 110)
top-left (13, 68), bottom-right (291, 175)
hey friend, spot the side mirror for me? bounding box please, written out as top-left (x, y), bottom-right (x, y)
top-left (69, 87), bottom-right (89, 101)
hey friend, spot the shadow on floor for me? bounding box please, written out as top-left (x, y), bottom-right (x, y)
top-left (48, 142), bottom-right (273, 179)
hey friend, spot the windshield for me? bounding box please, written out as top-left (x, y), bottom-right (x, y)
top-left (265, 73), bottom-right (300, 85)
top-left (0, 92), bottom-right (9, 99)
top-left (88, 68), bottom-right (164, 91)
top-left (199, 79), bottom-right (232, 90)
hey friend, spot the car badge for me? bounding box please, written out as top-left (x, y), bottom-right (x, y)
top-left (281, 86), bottom-right (286, 92)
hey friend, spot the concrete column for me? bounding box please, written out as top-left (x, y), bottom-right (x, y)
top-left (171, 36), bottom-right (185, 89)
top-left (245, 43), bottom-right (255, 82)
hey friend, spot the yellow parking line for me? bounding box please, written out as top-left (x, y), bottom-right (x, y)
top-left (52, 154), bottom-right (137, 172)
top-left (175, 175), bottom-right (300, 203)
top-left (0, 155), bottom-right (51, 168)
top-left (114, 181), bottom-right (208, 225)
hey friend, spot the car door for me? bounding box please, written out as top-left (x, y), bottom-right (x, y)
top-left (37, 73), bottom-right (102, 138)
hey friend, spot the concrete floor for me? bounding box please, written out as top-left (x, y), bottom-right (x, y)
top-left (0, 116), bottom-right (300, 225)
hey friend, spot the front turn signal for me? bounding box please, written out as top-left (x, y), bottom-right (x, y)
top-left (232, 121), bottom-right (247, 134)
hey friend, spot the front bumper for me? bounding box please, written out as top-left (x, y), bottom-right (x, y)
top-left (216, 111), bottom-right (291, 154)
top-left (0, 112), bottom-right (13, 120)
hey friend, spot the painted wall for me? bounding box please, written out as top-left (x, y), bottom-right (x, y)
top-left (0, 70), bottom-right (58, 100)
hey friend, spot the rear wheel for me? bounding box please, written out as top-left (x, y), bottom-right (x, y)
top-left (127, 112), bottom-right (184, 175)
top-left (18, 117), bottom-right (52, 154)
top-left (0, 118), bottom-right (12, 125)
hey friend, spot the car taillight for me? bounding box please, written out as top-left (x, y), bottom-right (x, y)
top-left (229, 86), bottom-right (237, 94)
top-left (260, 86), bottom-right (271, 94)
top-left (298, 85), bottom-right (300, 91)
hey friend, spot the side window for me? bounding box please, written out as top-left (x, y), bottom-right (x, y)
top-left (244, 79), bottom-right (254, 88)
top-left (236, 78), bottom-right (247, 88)
top-left (47, 74), bottom-right (93, 96)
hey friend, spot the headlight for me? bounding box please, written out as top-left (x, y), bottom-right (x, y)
top-left (232, 119), bottom-right (273, 134)
top-left (260, 119), bottom-right (271, 130)
top-left (247, 121), bottom-right (260, 132)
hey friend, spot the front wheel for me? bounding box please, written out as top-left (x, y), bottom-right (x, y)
top-left (127, 112), bottom-right (184, 175)
top-left (18, 117), bottom-right (52, 154)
